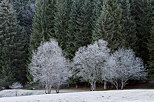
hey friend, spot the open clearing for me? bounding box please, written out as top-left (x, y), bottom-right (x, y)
top-left (0, 89), bottom-right (154, 102)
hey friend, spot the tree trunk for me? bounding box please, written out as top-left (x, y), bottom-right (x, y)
top-left (103, 81), bottom-right (107, 90)
top-left (115, 86), bottom-right (119, 90)
top-left (90, 81), bottom-right (96, 91)
top-left (75, 84), bottom-right (78, 88)
top-left (45, 84), bottom-right (52, 94)
top-left (113, 82), bottom-right (119, 90)
top-left (56, 89), bottom-right (59, 93)
top-left (56, 85), bottom-right (60, 93)
top-left (121, 81), bottom-right (125, 90)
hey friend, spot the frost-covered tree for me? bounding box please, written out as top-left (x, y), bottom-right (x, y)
top-left (73, 39), bottom-right (110, 91)
top-left (29, 39), bottom-right (70, 94)
top-left (104, 48), bottom-right (147, 89)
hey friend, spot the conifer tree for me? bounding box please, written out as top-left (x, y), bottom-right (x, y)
top-left (0, 0), bottom-right (28, 85)
top-left (11, 0), bottom-right (34, 83)
top-left (130, 0), bottom-right (152, 63)
top-left (11, 0), bottom-right (34, 27)
top-left (0, 47), bottom-right (15, 87)
top-left (11, 27), bottom-right (29, 84)
top-left (30, 0), bottom-right (57, 51)
top-left (74, 0), bottom-right (95, 48)
top-left (0, 0), bottom-right (17, 86)
top-left (65, 0), bottom-right (103, 59)
top-left (118, 0), bottom-right (137, 50)
top-left (92, 0), bottom-right (133, 51)
top-left (148, 24), bottom-right (154, 78)
top-left (54, 0), bottom-right (74, 59)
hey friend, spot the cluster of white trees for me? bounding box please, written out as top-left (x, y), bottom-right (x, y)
top-left (29, 39), bottom-right (147, 93)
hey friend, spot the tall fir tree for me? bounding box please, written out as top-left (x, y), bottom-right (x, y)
top-left (148, 0), bottom-right (154, 78)
top-left (0, 0), bottom-right (29, 85)
top-left (11, 27), bottom-right (29, 84)
top-left (148, 24), bottom-right (154, 79)
top-left (11, 0), bottom-right (35, 27)
top-left (0, 47), bottom-right (15, 87)
top-left (64, 0), bottom-right (103, 59)
top-left (118, 0), bottom-right (137, 51)
top-left (92, 0), bottom-right (136, 51)
top-left (0, 0), bottom-right (17, 86)
top-left (30, 0), bottom-right (57, 51)
top-left (54, 0), bottom-right (74, 59)
top-left (130, 0), bottom-right (152, 63)
top-left (11, 0), bottom-right (35, 83)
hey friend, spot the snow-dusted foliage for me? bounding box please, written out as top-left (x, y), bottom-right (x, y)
top-left (73, 39), bottom-right (110, 91)
top-left (9, 82), bottom-right (23, 89)
top-left (29, 39), bottom-right (70, 94)
top-left (104, 48), bottom-right (147, 89)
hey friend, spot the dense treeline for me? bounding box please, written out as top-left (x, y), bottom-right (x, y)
top-left (0, 0), bottom-right (34, 85)
top-left (0, 0), bottom-right (153, 87)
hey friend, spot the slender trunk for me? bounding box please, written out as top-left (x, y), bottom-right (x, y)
top-left (115, 86), bottom-right (119, 90)
top-left (75, 84), bottom-right (78, 88)
top-left (91, 85), bottom-right (94, 91)
top-left (56, 85), bottom-right (60, 93)
top-left (93, 82), bottom-right (96, 91)
top-left (121, 81), bottom-right (125, 90)
top-left (103, 81), bottom-right (107, 90)
top-left (45, 84), bottom-right (52, 94)
top-left (56, 89), bottom-right (59, 93)
top-left (15, 90), bottom-right (18, 96)
top-left (45, 85), bottom-right (48, 94)
top-left (68, 84), bottom-right (69, 88)
top-left (90, 81), bottom-right (96, 91)
top-left (48, 86), bottom-right (52, 94)
top-left (113, 82), bottom-right (119, 90)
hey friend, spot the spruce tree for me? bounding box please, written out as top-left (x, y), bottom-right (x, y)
top-left (0, 0), bottom-right (17, 86)
top-left (118, 0), bottom-right (137, 51)
top-left (65, 0), bottom-right (103, 59)
top-left (30, 0), bottom-right (57, 51)
top-left (130, 0), bottom-right (152, 63)
top-left (0, 0), bottom-right (28, 85)
top-left (92, 0), bottom-right (133, 51)
top-left (74, 0), bottom-right (95, 48)
top-left (11, 0), bottom-right (34, 27)
top-left (0, 47), bottom-right (15, 87)
top-left (148, 24), bottom-right (154, 79)
top-left (54, 0), bottom-right (74, 59)
top-left (147, 0), bottom-right (154, 79)
top-left (11, 0), bottom-right (34, 83)
top-left (11, 27), bottom-right (29, 84)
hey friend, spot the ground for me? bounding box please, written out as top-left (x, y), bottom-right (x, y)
top-left (0, 89), bottom-right (154, 102)
top-left (0, 89), bottom-right (87, 97)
